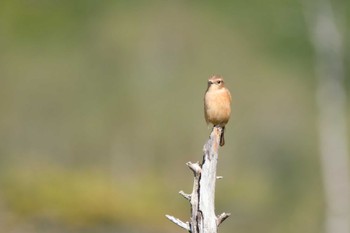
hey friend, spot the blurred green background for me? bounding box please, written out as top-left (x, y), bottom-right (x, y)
top-left (0, 1), bottom-right (349, 233)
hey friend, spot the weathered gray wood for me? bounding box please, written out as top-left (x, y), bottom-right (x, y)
top-left (166, 126), bottom-right (230, 232)
top-left (217, 212), bottom-right (231, 226)
top-left (165, 215), bottom-right (190, 231)
top-left (198, 127), bottom-right (220, 233)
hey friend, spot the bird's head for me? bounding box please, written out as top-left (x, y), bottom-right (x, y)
top-left (207, 75), bottom-right (225, 90)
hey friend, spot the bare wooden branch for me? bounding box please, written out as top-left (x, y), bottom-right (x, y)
top-left (197, 127), bottom-right (221, 233)
top-left (166, 126), bottom-right (230, 232)
top-left (179, 190), bottom-right (191, 201)
top-left (186, 161), bottom-right (202, 175)
top-left (166, 215), bottom-right (190, 231)
top-left (216, 212), bottom-right (231, 226)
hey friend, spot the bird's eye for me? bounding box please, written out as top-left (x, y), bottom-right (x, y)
top-left (217, 81), bottom-right (221, 84)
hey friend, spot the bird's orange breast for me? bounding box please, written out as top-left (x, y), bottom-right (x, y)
top-left (204, 89), bottom-right (231, 126)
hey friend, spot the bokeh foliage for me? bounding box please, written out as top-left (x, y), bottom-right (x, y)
top-left (0, 1), bottom-right (349, 233)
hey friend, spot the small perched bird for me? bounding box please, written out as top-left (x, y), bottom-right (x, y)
top-left (204, 75), bottom-right (232, 146)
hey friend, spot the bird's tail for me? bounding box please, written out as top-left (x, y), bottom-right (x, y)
top-left (220, 126), bottom-right (225, 146)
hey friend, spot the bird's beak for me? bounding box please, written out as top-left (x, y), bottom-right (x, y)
top-left (208, 81), bottom-right (213, 85)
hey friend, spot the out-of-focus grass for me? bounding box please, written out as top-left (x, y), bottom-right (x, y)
top-left (0, 165), bottom-right (172, 230)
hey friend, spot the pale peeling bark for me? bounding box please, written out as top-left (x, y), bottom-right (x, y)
top-left (166, 126), bottom-right (230, 232)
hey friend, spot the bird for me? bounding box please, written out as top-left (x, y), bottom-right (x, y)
top-left (204, 75), bottom-right (232, 146)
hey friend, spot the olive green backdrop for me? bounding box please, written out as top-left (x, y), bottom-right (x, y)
top-left (0, 1), bottom-right (349, 233)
